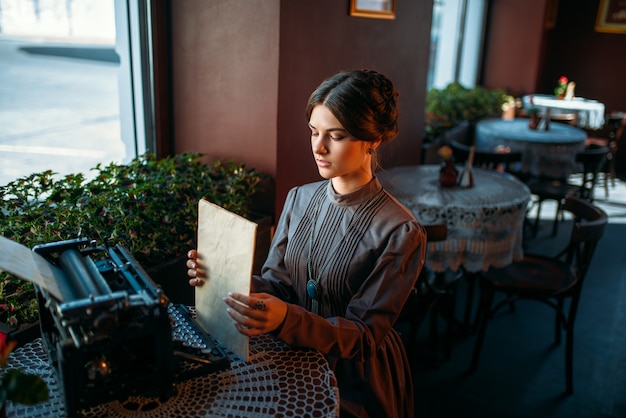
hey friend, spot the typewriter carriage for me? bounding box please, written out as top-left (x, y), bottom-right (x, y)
top-left (34, 238), bottom-right (177, 416)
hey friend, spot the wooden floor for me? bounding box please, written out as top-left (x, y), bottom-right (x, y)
top-left (398, 175), bottom-right (626, 418)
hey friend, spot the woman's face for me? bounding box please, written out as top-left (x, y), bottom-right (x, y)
top-left (308, 104), bottom-right (374, 194)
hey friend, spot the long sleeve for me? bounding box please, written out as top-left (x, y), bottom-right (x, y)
top-left (275, 220), bottom-right (425, 361)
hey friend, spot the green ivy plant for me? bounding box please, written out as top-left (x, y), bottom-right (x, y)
top-left (0, 152), bottom-right (267, 327)
top-left (425, 82), bottom-right (508, 140)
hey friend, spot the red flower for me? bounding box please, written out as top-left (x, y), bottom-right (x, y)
top-left (0, 332), bottom-right (17, 368)
top-left (558, 76), bottom-right (568, 85)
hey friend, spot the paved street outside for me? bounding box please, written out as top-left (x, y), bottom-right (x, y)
top-left (0, 37), bottom-right (125, 186)
top-left (0, 0), bottom-right (124, 186)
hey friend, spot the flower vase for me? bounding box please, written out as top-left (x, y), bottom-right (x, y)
top-left (439, 160), bottom-right (458, 187)
top-left (528, 113), bottom-right (540, 130)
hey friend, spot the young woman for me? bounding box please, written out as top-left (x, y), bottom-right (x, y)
top-left (187, 69), bottom-right (426, 417)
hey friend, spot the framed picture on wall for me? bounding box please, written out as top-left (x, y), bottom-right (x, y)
top-left (350, 0), bottom-right (396, 20)
top-left (595, 0), bottom-right (626, 34)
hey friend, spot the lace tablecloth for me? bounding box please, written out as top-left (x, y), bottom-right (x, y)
top-left (522, 94), bottom-right (606, 129)
top-left (475, 118), bottom-right (587, 179)
top-left (379, 165), bottom-right (530, 273)
top-left (5, 335), bottom-right (339, 418)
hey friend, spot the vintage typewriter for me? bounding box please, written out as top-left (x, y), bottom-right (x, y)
top-left (33, 238), bottom-right (229, 417)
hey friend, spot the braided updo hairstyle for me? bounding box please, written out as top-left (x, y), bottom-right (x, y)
top-left (306, 69), bottom-right (399, 146)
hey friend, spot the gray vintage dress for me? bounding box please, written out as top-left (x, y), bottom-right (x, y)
top-left (252, 177), bottom-right (426, 418)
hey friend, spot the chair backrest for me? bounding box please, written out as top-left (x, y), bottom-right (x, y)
top-left (610, 112), bottom-right (626, 156)
top-left (415, 224), bottom-right (448, 294)
top-left (450, 140), bottom-right (523, 174)
top-left (560, 197), bottom-right (608, 288)
top-left (607, 111), bottom-right (625, 141)
top-left (574, 146), bottom-right (609, 200)
top-left (424, 223), bottom-right (448, 243)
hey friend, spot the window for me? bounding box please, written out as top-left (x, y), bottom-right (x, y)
top-left (0, 0), bottom-right (153, 186)
top-left (427, 0), bottom-right (487, 90)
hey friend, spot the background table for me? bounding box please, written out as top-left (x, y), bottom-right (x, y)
top-left (475, 118), bottom-right (587, 179)
top-left (522, 94), bottom-right (606, 129)
top-left (5, 334), bottom-right (339, 418)
top-left (379, 165), bottom-right (530, 273)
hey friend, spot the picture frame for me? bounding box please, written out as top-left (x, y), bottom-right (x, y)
top-left (350, 0), bottom-right (396, 20)
top-left (595, 0), bottom-right (626, 34)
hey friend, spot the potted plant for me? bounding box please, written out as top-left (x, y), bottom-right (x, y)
top-left (0, 152), bottom-right (271, 338)
top-left (423, 82), bottom-right (508, 159)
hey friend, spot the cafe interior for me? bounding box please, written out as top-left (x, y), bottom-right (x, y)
top-left (3, 0), bottom-right (626, 417)
top-left (160, 2), bottom-right (626, 415)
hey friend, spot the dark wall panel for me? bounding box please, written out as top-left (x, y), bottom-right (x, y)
top-left (540, 0), bottom-right (626, 113)
top-left (482, 0), bottom-right (626, 113)
top-left (170, 0), bottom-right (433, 219)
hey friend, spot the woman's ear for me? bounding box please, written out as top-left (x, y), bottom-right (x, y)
top-left (364, 140), bottom-right (382, 155)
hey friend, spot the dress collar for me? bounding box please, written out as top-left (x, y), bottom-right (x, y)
top-left (326, 177), bottom-right (383, 207)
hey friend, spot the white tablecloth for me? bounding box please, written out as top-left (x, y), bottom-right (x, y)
top-left (4, 335), bottom-right (339, 418)
top-left (522, 94), bottom-right (605, 129)
top-left (378, 165), bottom-right (530, 273)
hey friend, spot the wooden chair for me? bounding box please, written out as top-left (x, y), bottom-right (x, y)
top-left (403, 223), bottom-right (455, 366)
top-left (450, 139), bottom-right (523, 176)
top-left (469, 197), bottom-right (608, 394)
top-left (526, 145), bottom-right (609, 236)
top-left (585, 111), bottom-right (625, 197)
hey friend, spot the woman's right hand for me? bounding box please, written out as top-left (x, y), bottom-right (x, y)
top-left (186, 249), bottom-right (204, 287)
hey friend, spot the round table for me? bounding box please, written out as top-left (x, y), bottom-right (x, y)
top-left (522, 94), bottom-right (606, 129)
top-left (475, 118), bottom-right (587, 179)
top-left (5, 335), bottom-right (339, 418)
top-left (378, 165), bottom-right (530, 273)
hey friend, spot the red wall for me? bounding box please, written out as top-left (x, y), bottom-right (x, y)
top-left (169, 0), bottom-right (433, 219)
top-left (482, 0), bottom-right (626, 113)
top-left (170, 1), bottom-right (280, 178)
top-left (481, 0), bottom-right (549, 95)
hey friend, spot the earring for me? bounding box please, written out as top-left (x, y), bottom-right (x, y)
top-left (367, 148), bottom-right (374, 155)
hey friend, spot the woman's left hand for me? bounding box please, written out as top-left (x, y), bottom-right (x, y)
top-left (223, 292), bottom-right (287, 336)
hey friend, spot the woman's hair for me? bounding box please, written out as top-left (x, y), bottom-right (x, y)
top-left (306, 69), bottom-right (399, 145)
